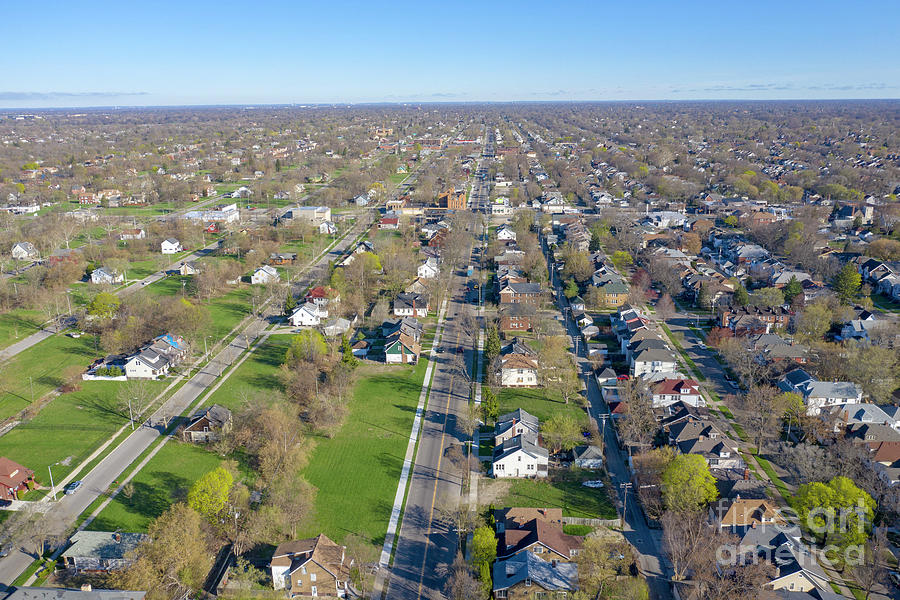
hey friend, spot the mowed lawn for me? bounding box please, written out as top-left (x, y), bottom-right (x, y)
top-left (83, 337), bottom-right (430, 543)
top-left (500, 472), bottom-right (616, 520)
top-left (205, 335), bottom-right (292, 410)
top-left (0, 308), bottom-right (45, 350)
top-left (0, 377), bottom-right (169, 484)
top-left (298, 358), bottom-right (429, 545)
top-left (0, 334), bottom-right (102, 421)
top-left (86, 441), bottom-right (224, 533)
top-left (497, 387), bottom-right (587, 425)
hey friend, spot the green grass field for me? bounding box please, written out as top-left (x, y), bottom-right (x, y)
top-left (140, 276), bottom-right (253, 342)
top-left (298, 358), bottom-right (429, 545)
top-left (0, 308), bottom-right (45, 350)
top-left (83, 335), bottom-right (430, 544)
top-left (0, 377), bottom-right (169, 485)
top-left (0, 334), bottom-right (102, 421)
top-left (499, 471), bottom-right (616, 519)
top-left (86, 441), bottom-right (224, 532)
top-left (497, 387), bottom-right (587, 425)
top-left (204, 335), bottom-right (292, 410)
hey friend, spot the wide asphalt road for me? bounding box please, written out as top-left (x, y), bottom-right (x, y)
top-left (384, 261), bottom-right (475, 600)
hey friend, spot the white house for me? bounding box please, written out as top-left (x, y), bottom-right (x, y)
top-left (492, 434), bottom-right (549, 478)
top-left (496, 226), bottom-right (517, 241)
top-left (10, 242), bottom-right (38, 261)
top-left (124, 348), bottom-right (170, 379)
top-left (289, 302), bottom-right (327, 327)
top-left (91, 267), bottom-right (124, 285)
top-left (318, 220), bottom-right (337, 235)
top-left (250, 265), bottom-right (280, 285)
top-left (393, 293), bottom-right (429, 318)
top-left (417, 257), bottom-right (439, 279)
top-left (803, 381), bottom-right (863, 415)
top-left (498, 338), bottom-right (539, 387)
top-left (651, 378), bottom-right (704, 408)
top-left (630, 347), bottom-right (678, 378)
top-left (161, 238), bottom-right (182, 254)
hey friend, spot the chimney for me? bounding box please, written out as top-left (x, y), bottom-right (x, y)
top-left (114, 533), bottom-right (122, 543)
top-left (743, 468), bottom-right (750, 481)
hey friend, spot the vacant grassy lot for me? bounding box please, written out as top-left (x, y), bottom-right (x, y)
top-left (0, 308), bottom-right (45, 350)
top-left (86, 441), bottom-right (223, 533)
top-left (0, 334), bottom-right (102, 421)
top-left (499, 471), bottom-right (616, 520)
top-left (140, 276), bottom-right (253, 341)
top-left (298, 358), bottom-right (429, 545)
top-left (83, 334), bottom-right (430, 544)
top-left (0, 377), bottom-right (169, 484)
top-left (205, 335), bottom-right (292, 411)
top-left (497, 387), bottom-right (587, 425)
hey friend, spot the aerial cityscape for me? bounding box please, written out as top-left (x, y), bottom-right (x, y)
top-left (0, 2), bottom-right (899, 600)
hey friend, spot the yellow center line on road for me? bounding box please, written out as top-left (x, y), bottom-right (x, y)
top-left (416, 324), bottom-right (463, 599)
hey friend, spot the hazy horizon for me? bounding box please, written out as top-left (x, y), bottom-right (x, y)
top-left (1, 0), bottom-right (898, 109)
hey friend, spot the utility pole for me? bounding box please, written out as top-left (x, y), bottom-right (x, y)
top-left (620, 482), bottom-right (633, 528)
top-left (599, 413), bottom-right (609, 440)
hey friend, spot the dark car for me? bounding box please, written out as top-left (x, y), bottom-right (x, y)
top-left (456, 347), bottom-right (464, 354)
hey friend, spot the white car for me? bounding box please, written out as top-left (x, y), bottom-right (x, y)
top-left (581, 480), bottom-right (604, 489)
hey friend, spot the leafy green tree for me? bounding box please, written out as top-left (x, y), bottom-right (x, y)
top-left (283, 294), bottom-right (297, 315)
top-left (542, 413), bottom-right (583, 453)
top-left (187, 467), bottom-right (233, 522)
top-left (792, 476), bottom-right (875, 561)
top-left (782, 276), bottom-right (803, 305)
top-left (86, 291), bottom-right (121, 319)
top-left (610, 250), bottom-right (633, 273)
top-left (471, 525), bottom-right (497, 579)
top-left (564, 278), bottom-right (579, 299)
top-left (286, 329), bottom-right (327, 363)
top-left (576, 534), bottom-right (633, 598)
top-left (484, 326), bottom-right (501, 361)
top-left (832, 263), bottom-right (862, 304)
top-left (733, 284), bottom-right (750, 306)
top-left (750, 287), bottom-right (784, 308)
top-left (795, 301), bottom-right (832, 343)
top-left (481, 387), bottom-right (499, 423)
top-left (723, 215), bottom-right (738, 228)
top-left (661, 454), bottom-right (718, 513)
top-left (340, 334), bottom-right (358, 366)
top-left (779, 392), bottom-right (805, 438)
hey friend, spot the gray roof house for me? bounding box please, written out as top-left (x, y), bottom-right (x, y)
top-left (494, 409), bottom-right (540, 445)
top-left (61, 531), bottom-right (148, 572)
top-left (492, 551), bottom-right (578, 598)
top-left (573, 445), bottom-right (604, 469)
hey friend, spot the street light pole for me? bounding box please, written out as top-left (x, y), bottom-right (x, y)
top-left (48, 465), bottom-right (57, 501)
top-left (129, 397), bottom-right (135, 430)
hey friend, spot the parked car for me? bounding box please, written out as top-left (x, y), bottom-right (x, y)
top-left (64, 480), bottom-right (83, 495)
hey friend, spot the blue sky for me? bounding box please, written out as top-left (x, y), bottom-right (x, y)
top-left (1, 0), bottom-right (898, 108)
